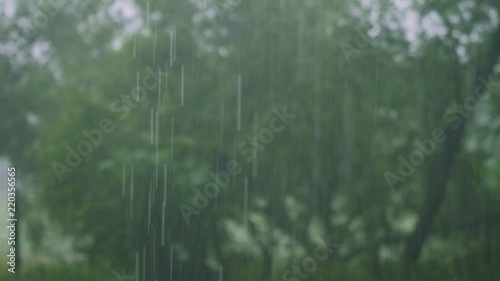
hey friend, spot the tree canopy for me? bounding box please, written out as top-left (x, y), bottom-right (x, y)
top-left (1, 0), bottom-right (500, 280)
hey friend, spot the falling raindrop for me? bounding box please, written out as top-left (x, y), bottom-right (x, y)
top-left (170, 27), bottom-right (176, 66)
top-left (296, 11), bottom-right (304, 81)
top-left (219, 265), bottom-right (223, 281)
top-left (153, 21), bottom-right (157, 65)
top-left (161, 201), bottom-right (166, 246)
top-left (158, 68), bottom-right (162, 105)
top-left (173, 27), bottom-right (176, 64)
top-left (252, 113), bottom-right (258, 178)
top-left (232, 144), bottom-right (236, 190)
top-left (148, 182), bottom-right (152, 235)
top-left (163, 64), bottom-right (168, 124)
top-left (136, 72), bottom-right (140, 101)
top-left (170, 117), bottom-right (175, 160)
top-left (181, 65), bottom-right (185, 106)
top-left (220, 102), bottom-right (225, 149)
top-left (163, 164), bottom-right (167, 202)
top-left (312, 79), bottom-right (320, 212)
top-left (170, 245), bottom-right (174, 281)
top-left (237, 74), bottom-right (242, 131)
top-left (153, 229), bottom-right (156, 273)
top-left (143, 247), bottom-right (146, 281)
top-left (135, 251), bottom-right (139, 281)
top-left (152, 169), bottom-right (156, 205)
top-left (146, 1), bottom-right (150, 27)
top-left (342, 80), bottom-right (353, 184)
top-left (151, 108), bottom-right (155, 144)
top-left (155, 110), bottom-right (160, 189)
top-left (130, 165), bottom-right (134, 219)
top-left (122, 163), bottom-right (126, 197)
top-left (244, 176), bottom-right (248, 230)
top-left (133, 33), bottom-right (136, 59)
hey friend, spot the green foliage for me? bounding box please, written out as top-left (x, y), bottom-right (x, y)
top-left (1, 0), bottom-right (499, 280)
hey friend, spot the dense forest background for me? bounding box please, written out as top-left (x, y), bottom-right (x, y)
top-left (1, 0), bottom-right (500, 280)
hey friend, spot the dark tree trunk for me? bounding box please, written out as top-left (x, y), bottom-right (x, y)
top-left (403, 22), bottom-right (500, 265)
